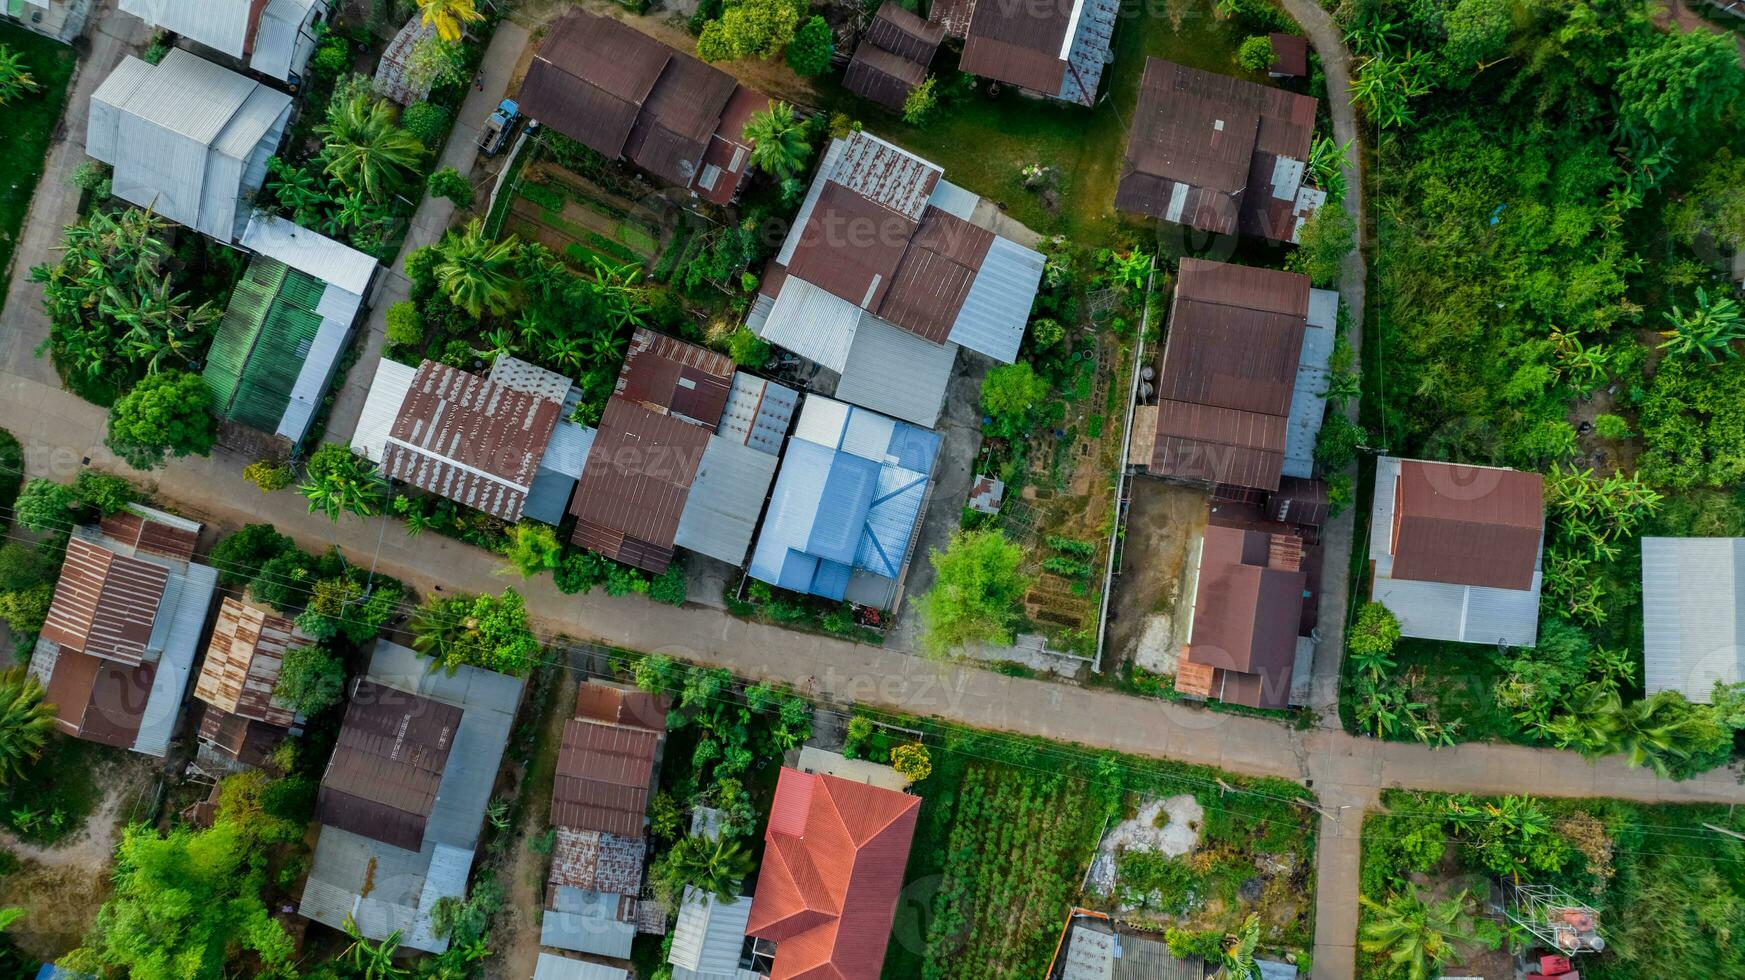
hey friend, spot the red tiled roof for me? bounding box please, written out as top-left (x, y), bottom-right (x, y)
top-left (1391, 460), bottom-right (1544, 590)
top-left (746, 769), bottom-right (921, 980)
top-left (40, 536), bottom-right (169, 667)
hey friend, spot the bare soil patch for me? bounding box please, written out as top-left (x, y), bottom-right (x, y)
top-left (1106, 480), bottom-right (1208, 673)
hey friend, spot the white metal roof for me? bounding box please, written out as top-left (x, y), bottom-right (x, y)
top-left (833, 313), bottom-right (956, 428)
top-left (1281, 298), bottom-right (1336, 480)
top-left (243, 213), bottom-right (377, 296)
top-left (350, 357), bottom-right (419, 462)
top-left (1642, 536), bottom-right (1745, 703)
top-left (947, 235), bottom-right (1045, 363)
top-left (669, 889), bottom-right (754, 975)
top-left (535, 954), bottom-right (630, 980)
top-left (758, 275), bottom-right (862, 372)
top-left (132, 559), bottom-right (218, 757)
top-left (250, 0), bottom-right (322, 81)
top-left (119, 0), bottom-right (251, 57)
top-left (489, 354), bottom-right (576, 404)
top-left (674, 436), bottom-right (779, 566)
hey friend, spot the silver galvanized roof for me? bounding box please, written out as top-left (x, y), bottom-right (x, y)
top-left (541, 907), bottom-right (637, 959)
top-left (669, 889), bottom-right (753, 974)
top-left (1281, 297), bottom-right (1335, 479)
top-left (250, 0), bottom-right (321, 81)
top-left (947, 235), bottom-right (1044, 363)
top-left (243, 213), bottom-right (377, 296)
top-left (1368, 456), bottom-right (1542, 647)
top-left (119, 0), bottom-right (250, 57)
top-left (350, 358), bottom-right (419, 462)
top-left (927, 178), bottom-right (980, 221)
top-left (717, 373), bottom-right (797, 456)
top-left (1642, 536), bottom-right (1745, 703)
top-left (535, 953), bottom-right (630, 980)
top-left (833, 313), bottom-right (955, 428)
top-left (674, 436), bottom-right (779, 566)
top-left (133, 558), bottom-right (218, 757)
top-left (490, 354), bottom-right (577, 404)
top-left (758, 275), bottom-right (862, 372)
top-left (1061, 922), bottom-right (1115, 980)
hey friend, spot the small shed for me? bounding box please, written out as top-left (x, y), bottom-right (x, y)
top-left (373, 16), bottom-right (437, 106)
top-left (1269, 33), bottom-right (1309, 78)
top-left (967, 474), bottom-right (1005, 514)
top-left (844, 3), bottom-right (944, 110)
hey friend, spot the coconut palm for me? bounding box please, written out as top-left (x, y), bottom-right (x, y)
top-left (1358, 888), bottom-right (1471, 980)
top-left (341, 914), bottom-right (408, 979)
top-left (744, 102), bottom-right (813, 181)
top-left (317, 92), bottom-right (426, 203)
top-left (417, 0), bottom-right (483, 43)
top-left (658, 834), bottom-right (756, 903)
top-left (435, 220), bottom-right (519, 317)
top-left (0, 669), bottom-right (55, 785)
top-left (1659, 286), bottom-right (1745, 364)
top-left (299, 446), bottom-right (388, 521)
top-left (0, 45), bottom-right (38, 105)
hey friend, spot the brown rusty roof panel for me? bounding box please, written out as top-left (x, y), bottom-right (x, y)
top-left (99, 510), bottom-right (199, 562)
top-left (568, 397), bottom-right (711, 572)
top-left (516, 9), bottom-right (669, 158)
top-left (551, 718), bottom-right (662, 837)
top-left (1269, 33), bottom-right (1309, 77)
top-left (574, 684), bottom-right (669, 731)
top-left (959, 0), bottom-right (1072, 94)
top-left (786, 181), bottom-right (917, 310)
top-left (876, 207), bottom-right (993, 342)
top-left (549, 827), bottom-right (646, 895)
top-left (1175, 257), bottom-right (1309, 316)
top-left (383, 361), bottom-right (562, 522)
top-left (867, 2), bottom-right (945, 63)
top-left (844, 43), bottom-right (928, 111)
top-left (1391, 460), bottom-right (1544, 590)
top-left (626, 53), bottom-right (738, 187)
top-left (1156, 298), bottom-right (1303, 415)
top-left (693, 84), bottom-right (768, 205)
top-left (40, 537), bottom-right (169, 667)
top-left (615, 328), bottom-right (735, 426)
top-left (1150, 402), bottom-right (1287, 491)
top-left (833, 131), bottom-right (941, 220)
top-left (1113, 169), bottom-right (1241, 234)
top-left (193, 597), bottom-right (305, 727)
top-left (1126, 58), bottom-right (1260, 194)
top-left (1184, 524), bottom-right (1306, 709)
top-left (316, 680), bottom-right (462, 852)
top-left (44, 645), bottom-right (155, 749)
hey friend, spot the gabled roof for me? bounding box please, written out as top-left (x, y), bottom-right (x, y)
top-left (845, 3), bottom-right (944, 110)
top-left (1642, 537), bottom-right (1745, 703)
top-left (617, 328), bottom-right (736, 426)
top-left (116, 0), bottom-right (321, 81)
top-left (1116, 58), bottom-right (1317, 240)
top-left (1148, 259), bottom-right (1309, 492)
top-left (568, 397), bottom-right (712, 572)
top-left (960, 0), bottom-right (1074, 95)
top-left (40, 537), bottom-right (170, 667)
top-left (315, 679), bottom-right (463, 852)
top-left (746, 769), bottom-right (920, 980)
top-left (193, 597), bottom-right (307, 728)
top-left (379, 360), bottom-right (564, 522)
top-left (1390, 460), bottom-right (1544, 590)
top-left (551, 682), bottom-right (667, 837)
top-left (1183, 524), bottom-right (1307, 710)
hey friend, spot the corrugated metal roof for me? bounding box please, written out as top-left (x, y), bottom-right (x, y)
top-left (832, 314), bottom-right (955, 428)
top-left (133, 559), bottom-right (218, 757)
top-left (490, 354), bottom-right (575, 404)
top-left (242, 213), bottom-right (377, 296)
top-left (351, 358), bottom-right (419, 462)
top-left (40, 536), bottom-right (170, 666)
top-left (517, 9), bottom-right (668, 158)
top-left (616, 328), bottom-right (735, 426)
top-left (1058, 0), bottom-right (1119, 105)
top-left (1391, 459), bottom-right (1543, 589)
top-left (535, 954), bottom-right (630, 980)
top-left (626, 54), bottom-right (737, 187)
top-left (1183, 524), bottom-right (1306, 710)
top-left (960, 0), bottom-right (1072, 95)
top-left (947, 234), bottom-right (1044, 362)
top-left (716, 373), bottom-right (797, 456)
top-left (542, 908), bottom-right (637, 958)
top-left (193, 597), bottom-right (305, 727)
top-left (316, 680), bottom-right (461, 851)
top-left (552, 716), bottom-right (661, 837)
top-left (669, 890), bottom-right (754, 975)
top-left (205, 256), bottom-right (327, 434)
top-left (250, 0), bottom-right (321, 82)
top-left (674, 436), bottom-right (780, 566)
top-left (927, 178), bottom-right (980, 220)
top-left (1061, 922), bottom-right (1114, 980)
top-left (758, 275), bottom-right (864, 372)
top-left (844, 43), bottom-right (928, 111)
top-left (374, 16), bottom-right (437, 105)
top-left (1282, 303), bottom-right (1335, 479)
top-left (568, 397), bottom-right (712, 572)
top-left (118, 0), bottom-right (250, 57)
top-left (1642, 537), bottom-right (1745, 703)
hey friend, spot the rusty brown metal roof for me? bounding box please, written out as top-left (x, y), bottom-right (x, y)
top-left (574, 684), bottom-right (668, 731)
top-left (877, 206), bottom-right (993, 343)
top-left (43, 644), bottom-right (155, 748)
top-left (787, 181), bottom-right (917, 310)
top-left (551, 718), bottom-right (662, 837)
top-left (382, 360), bottom-right (562, 522)
top-left (316, 680), bottom-right (463, 852)
top-left (99, 510), bottom-right (199, 561)
top-left (626, 53), bottom-right (738, 188)
top-left (193, 597), bottom-right (305, 727)
top-left (1183, 524), bottom-right (1306, 709)
top-left (959, 0), bottom-right (1072, 94)
top-left (1269, 33), bottom-right (1309, 77)
top-left (40, 536), bottom-right (170, 667)
top-left (833, 131), bottom-right (941, 220)
top-left (1391, 461), bottom-right (1544, 590)
top-left (615, 328), bottom-right (735, 426)
top-left (693, 84), bottom-right (768, 205)
top-left (198, 703), bottom-right (285, 766)
top-left (844, 43), bottom-right (929, 111)
top-left (549, 827), bottom-right (646, 895)
top-left (516, 9), bottom-right (670, 158)
top-left (868, 2), bottom-right (945, 62)
top-left (568, 397), bottom-right (712, 573)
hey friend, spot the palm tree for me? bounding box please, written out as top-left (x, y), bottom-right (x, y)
top-left (317, 92), bottom-right (427, 203)
top-left (299, 447), bottom-right (388, 520)
top-left (417, 0), bottom-right (483, 43)
top-left (1213, 913), bottom-right (1261, 979)
top-left (1358, 888), bottom-right (1471, 980)
top-left (660, 834), bottom-right (756, 903)
top-left (0, 670), bottom-right (55, 784)
top-left (341, 915), bottom-right (408, 979)
top-left (0, 45), bottom-right (38, 105)
top-left (744, 102), bottom-right (813, 181)
top-left (1659, 286), bottom-right (1745, 363)
top-left (435, 220), bottom-right (519, 317)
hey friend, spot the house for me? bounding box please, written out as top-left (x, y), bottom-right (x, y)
top-left (931, 0), bottom-right (1119, 106)
top-left (747, 395), bottom-right (942, 610)
top-left (534, 956), bottom-right (630, 980)
top-left (515, 9), bottom-right (769, 205)
top-left (1116, 58), bottom-right (1322, 242)
top-left (1174, 521), bottom-right (1309, 710)
top-left (191, 597), bottom-right (312, 768)
top-left (117, 0), bottom-right (329, 83)
top-left (746, 769), bottom-right (919, 980)
top-left (568, 329), bottom-right (795, 573)
top-left (299, 642), bottom-right (523, 953)
top-left (1061, 919), bottom-right (1196, 980)
top-left (1368, 457), bottom-right (1544, 647)
top-left (205, 215), bottom-right (377, 446)
top-left (2, 0), bottom-right (91, 44)
top-left (1269, 33), bottom-right (1310, 78)
top-left (1131, 259), bottom-right (1334, 493)
top-left (748, 131), bottom-right (1044, 427)
top-left (373, 15), bottom-right (436, 105)
top-left (87, 49), bottom-right (293, 242)
top-left (1641, 537), bottom-right (1745, 703)
top-left (668, 888), bottom-right (766, 980)
top-left (351, 357), bottom-right (596, 524)
top-left (843, 3), bottom-right (944, 110)
top-left (29, 506), bottom-right (219, 758)
top-left (541, 681), bottom-right (669, 959)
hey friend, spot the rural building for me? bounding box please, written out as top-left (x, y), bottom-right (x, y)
top-left (541, 681), bottom-right (670, 959)
top-left (667, 889), bottom-right (766, 980)
top-left (843, 3), bottom-right (944, 110)
top-left (29, 506), bottom-right (219, 758)
top-left (930, 0), bottom-right (1119, 106)
top-left (204, 215), bottom-right (376, 446)
top-left (1269, 33), bottom-right (1309, 78)
top-left (748, 131), bottom-right (1044, 427)
top-left (191, 596), bottom-right (311, 768)
top-left (748, 396), bottom-right (942, 610)
top-left (1175, 522), bottom-right (1310, 710)
top-left (351, 356), bottom-right (596, 524)
top-left (87, 48), bottom-right (293, 242)
top-left (2, 0), bottom-right (91, 44)
top-left (1641, 537), bottom-right (1745, 703)
top-left (1116, 58), bottom-right (1322, 242)
top-left (117, 0), bottom-right (328, 83)
top-left (300, 641), bottom-right (524, 953)
top-left (515, 9), bottom-right (769, 205)
top-left (372, 15), bottom-right (436, 105)
top-left (1132, 259), bottom-right (1333, 493)
top-left (1061, 919), bottom-right (1192, 979)
top-left (534, 956), bottom-right (630, 980)
top-left (569, 329), bottom-right (794, 573)
top-left (745, 769), bottom-right (920, 980)
top-left (1368, 457), bottom-right (1545, 646)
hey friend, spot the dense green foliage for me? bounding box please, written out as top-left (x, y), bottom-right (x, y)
top-left (411, 588), bottom-right (541, 675)
top-left (274, 646), bottom-right (347, 716)
top-left (0, 668), bottom-right (54, 784)
top-left (917, 528), bottom-right (1033, 657)
top-left (696, 0), bottom-right (804, 62)
top-left (980, 362), bottom-right (1050, 439)
top-left (784, 15), bottom-right (833, 76)
top-left (104, 369), bottom-right (216, 469)
top-left (299, 444), bottom-right (388, 520)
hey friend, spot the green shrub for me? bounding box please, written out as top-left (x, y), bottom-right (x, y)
top-left (385, 300), bottom-right (423, 348)
top-left (556, 550), bottom-right (612, 594)
top-left (727, 327), bottom-right (770, 367)
top-left (1593, 413), bottom-right (1632, 440)
top-left (1237, 34), bottom-right (1277, 72)
top-left (70, 161), bottom-right (109, 193)
top-left (401, 102), bottom-right (452, 148)
top-left (650, 564), bottom-right (687, 606)
top-left (520, 182), bottom-right (565, 212)
top-left (309, 34), bottom-right (351, 81)
top-left (427, 166), bottom-right (473, 208)
top-left (274, 646), bottom-right (346, 716)
top-left (209, 524), bottom-right (294, 588)
top-left (785, 16), bottom-right (833, 76)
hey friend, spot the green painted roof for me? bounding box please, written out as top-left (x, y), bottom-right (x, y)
top-left (203, 255), bottom-right (326, 435)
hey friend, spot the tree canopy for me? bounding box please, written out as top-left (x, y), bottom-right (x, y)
top-left (918, 529), bottom-right (1033, 657)
top-left (105, 369), bottom-right (216, 469)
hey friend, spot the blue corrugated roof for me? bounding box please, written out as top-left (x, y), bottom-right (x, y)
top-left (811, 559), bottom-right (853, 600)
top-left (807, 452), bottom-right (880, 564)
top-left (887, 423), bottom-right (943, 472)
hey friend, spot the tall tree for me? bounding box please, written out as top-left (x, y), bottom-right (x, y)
top-left (1358, 887), bottom-right (1472, 980)
top-left (652, 834), bottom-right (756, 903)
top-left (435, 219), bottom-right (520, 317)
top-left (104, 369), bottom-right (216, 469)
top-left (416, 0), bottom-right (483, 44)
top-left (317, 91), bottom-right (427, 202)
top-left (743, 102), bottom-right (813, 180)
top-left (918, 529), bottom-right (1033, 657)
top-left (0, 669), bottom-right (54, 784)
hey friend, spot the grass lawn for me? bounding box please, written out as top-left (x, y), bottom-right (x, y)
top-left (816, 2), bottom-right (1270, 242)
top-left (0, 23), bottom-right (76, 307)
top-left (0, 734), bottom-right (111, 845)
